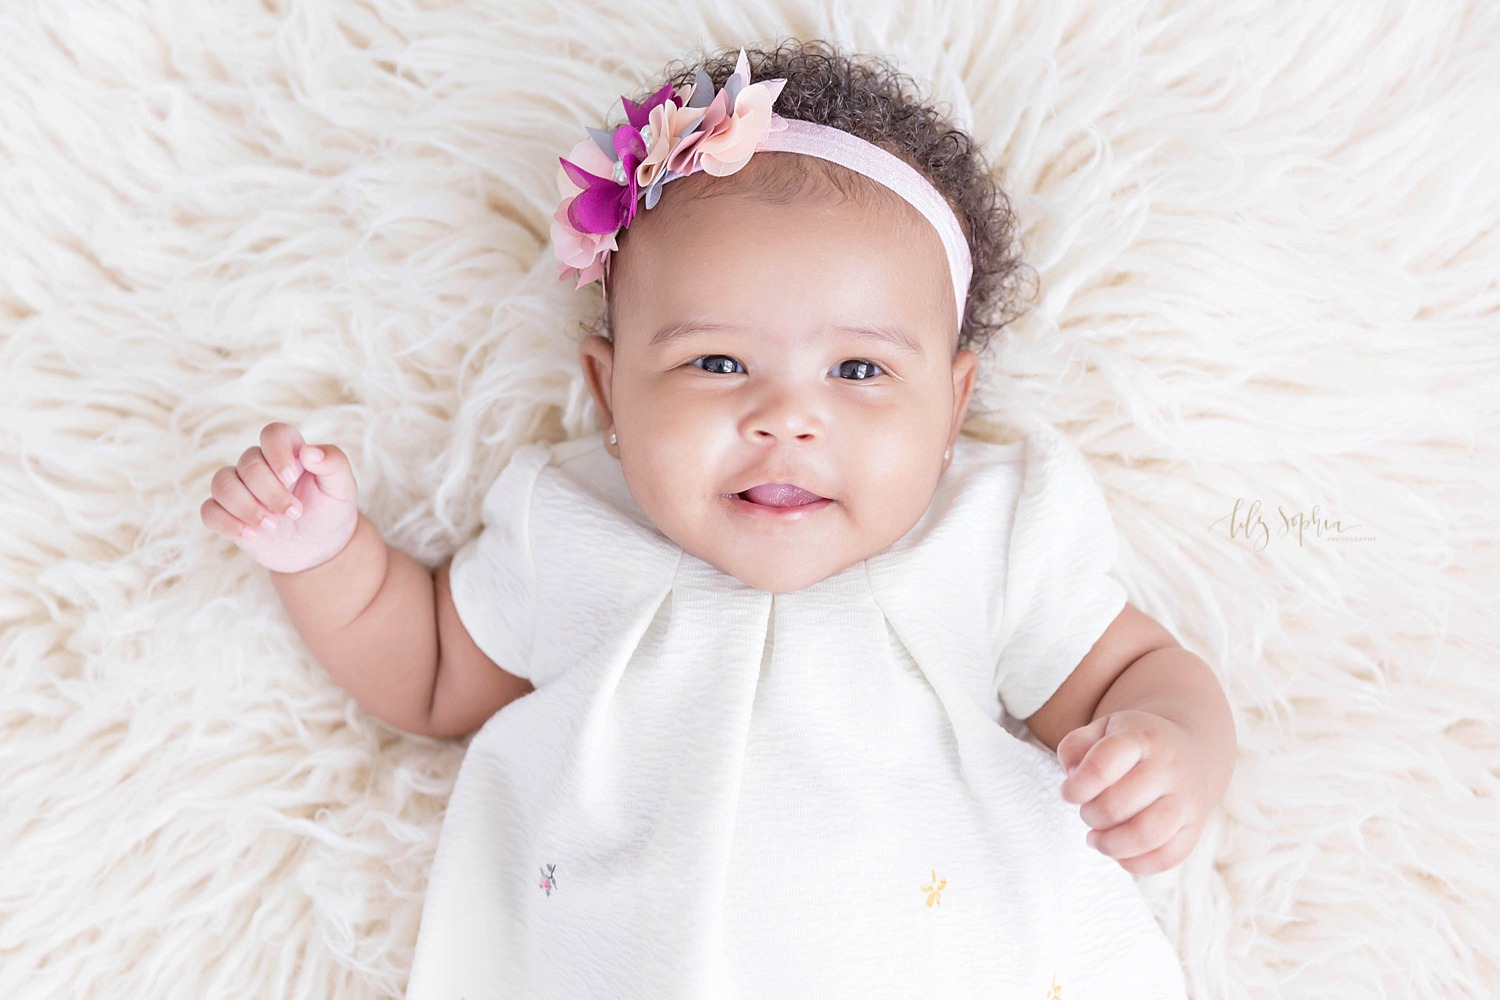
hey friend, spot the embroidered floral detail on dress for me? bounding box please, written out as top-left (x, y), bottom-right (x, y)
top-left (1046, 973), bottom-right (1064, 999)
top-left (538, 863), bottom-right (559, 896)
top-left (919, 868), bottom-right (946, 907)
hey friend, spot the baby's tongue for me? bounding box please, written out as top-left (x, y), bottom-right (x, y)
top-left (742, 483), bottom-right (821, 507)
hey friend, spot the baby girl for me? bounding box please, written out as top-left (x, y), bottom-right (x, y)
top-left (202, 39), bottom-right (1234, 999)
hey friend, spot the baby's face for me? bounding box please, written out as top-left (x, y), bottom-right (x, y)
top-left (579, 163), bottom-right (978, 594)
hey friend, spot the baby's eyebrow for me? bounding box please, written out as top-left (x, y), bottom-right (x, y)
top-left (649, 319), bottom-right (925, 357)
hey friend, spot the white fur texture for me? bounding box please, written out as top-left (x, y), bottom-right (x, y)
top-left (2, 1), bottom-right (1497, 997)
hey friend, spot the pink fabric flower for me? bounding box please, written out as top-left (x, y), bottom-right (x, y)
top-left (550, 194), bottom-right (616, 288)
top-left (551, 137), bottom-right (620, 287)
top-left (553, 137), bottom-right (613, 201)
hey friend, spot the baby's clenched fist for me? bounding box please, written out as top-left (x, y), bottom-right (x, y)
top-left (201, 421), bottom-right (361, 575)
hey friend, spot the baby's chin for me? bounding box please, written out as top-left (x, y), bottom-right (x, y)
top-left (724, 564), bottom-right (848, 595)
top-left (695, 537), bottom-right (879, 596)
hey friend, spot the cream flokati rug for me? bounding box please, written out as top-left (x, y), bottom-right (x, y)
top-left (2, 0), bottom-right (1497, 997)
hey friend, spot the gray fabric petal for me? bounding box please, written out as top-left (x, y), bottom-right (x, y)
top-left (644, 169), bottom-right (685, 210)
top-left (724, 74), bottom-right (744, 115)
top-left (586, 125), bottom-right (619, 162)
top-left (687, 69), bottom-right (715, 108)
top-left (644, 174), bottom-right (665, 210)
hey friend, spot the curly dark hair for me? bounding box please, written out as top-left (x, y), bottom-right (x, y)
top-left (589, 37), bottom-right (1037, 361)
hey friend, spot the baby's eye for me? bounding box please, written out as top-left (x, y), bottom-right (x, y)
top-left (690, 355), bottom-right (887, 380)
top-left (694, 354), bottom-right (743, 375)
top-left (834, 359), bottom-right (885, 380)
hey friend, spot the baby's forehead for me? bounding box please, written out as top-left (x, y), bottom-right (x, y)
top-left (606, 155), bottom-right (957, 337)
top-left (652, 157), bottom-right (922, 239)
top-left (624, 181), bottom-right (945, 290)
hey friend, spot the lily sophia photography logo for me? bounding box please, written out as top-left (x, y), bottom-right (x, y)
top-left (1210, 498), bottom-right (1375, 550)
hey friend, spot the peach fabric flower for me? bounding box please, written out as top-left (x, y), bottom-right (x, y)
top-left (635, 99), bottom-right (707, 191)
top-left (666, 50), bottom-right (787, 178)
top-left (698, 79), bottom-right (787, 176)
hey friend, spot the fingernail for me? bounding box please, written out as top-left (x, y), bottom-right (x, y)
top-left (303, 447), bottom-right (323, 463)
top-left (280, 466), bottom-right (298, 487)
top-left (241, 525), bottom-right (256, 539)
top-left (287, 504), bottom-right (301, 521)
top-left (261, 515), bottom-right (277, 531)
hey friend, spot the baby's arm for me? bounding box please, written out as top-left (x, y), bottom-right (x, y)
top-left (430, 553), bottom-right (535, 737)
top-left (1022, 603), bottom-right (1179, 752)
top-left (270, 513), bottom-right (529, 739)
top-left (1026, 603), bottom-right (1237, 875)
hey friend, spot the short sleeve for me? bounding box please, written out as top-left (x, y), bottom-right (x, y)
top-left (447, 444), bottom-right (549, 682)
top-left (991, 427), bottom-right (1129, 722)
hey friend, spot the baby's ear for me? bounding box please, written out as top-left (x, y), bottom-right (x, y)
top-left (578, 335), bottom-right (616, 422)
top-left (949, 349), bottom-right (980, 437)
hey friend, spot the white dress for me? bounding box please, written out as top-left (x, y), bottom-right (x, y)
top-left (403, 421), bottom-right (1189, 1000)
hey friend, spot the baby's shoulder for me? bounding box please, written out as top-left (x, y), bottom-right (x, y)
top-left (523, 433), bottom-right (678, 560)
top-left (949, 431), bottom-right (1027, 475)
top-left (883, 425), bottom-right (1099, 567)
top-left (542, 433), bottom-right (642, 515)
top-left (949, 423), bottom-right (1109, 502)
top-left (935, 433), bottom-right (1030, 507)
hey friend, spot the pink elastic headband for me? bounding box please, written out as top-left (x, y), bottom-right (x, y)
top-left (550, 48), bottom-right (973, 330)
top-left (749, 119), bottom-right (973, 326)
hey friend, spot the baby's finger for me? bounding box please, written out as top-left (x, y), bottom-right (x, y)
top-left (1064, 732), bottom-right (1146, 806)
top-left (210, 466), bottom-right (280, 532)
top-left (260, 421), bottom-right (308, 490)
top-left (201, 494), bottom-right (264, 541)
top-left (235, 446), bottom-right (302, 523)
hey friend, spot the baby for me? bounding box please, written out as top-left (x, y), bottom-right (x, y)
top-left (202, 40), bottom-right (1233, 999)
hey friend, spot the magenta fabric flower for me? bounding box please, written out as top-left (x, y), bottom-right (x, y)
top-left (549, 48), bottom-right (789, 289)
top-left (558, 124), bottom-right (647, 236)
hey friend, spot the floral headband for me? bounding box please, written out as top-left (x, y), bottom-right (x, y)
top-left (549, 48), bottom-right (974, 327)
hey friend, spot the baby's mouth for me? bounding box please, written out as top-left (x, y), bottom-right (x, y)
top-left (736, 483), bottom-right (827, 508)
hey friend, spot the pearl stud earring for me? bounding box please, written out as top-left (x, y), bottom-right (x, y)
top-left (610, 430), bottom-right (617, 445)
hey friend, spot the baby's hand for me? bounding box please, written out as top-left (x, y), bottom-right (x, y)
top-left (1056, 709), bottom-right (1211, 876)
top-left (201, 421), bottom-right (360, 575)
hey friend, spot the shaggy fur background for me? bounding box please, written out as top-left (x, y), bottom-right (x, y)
top-left (2, 1), bottom-right (1497, 997)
